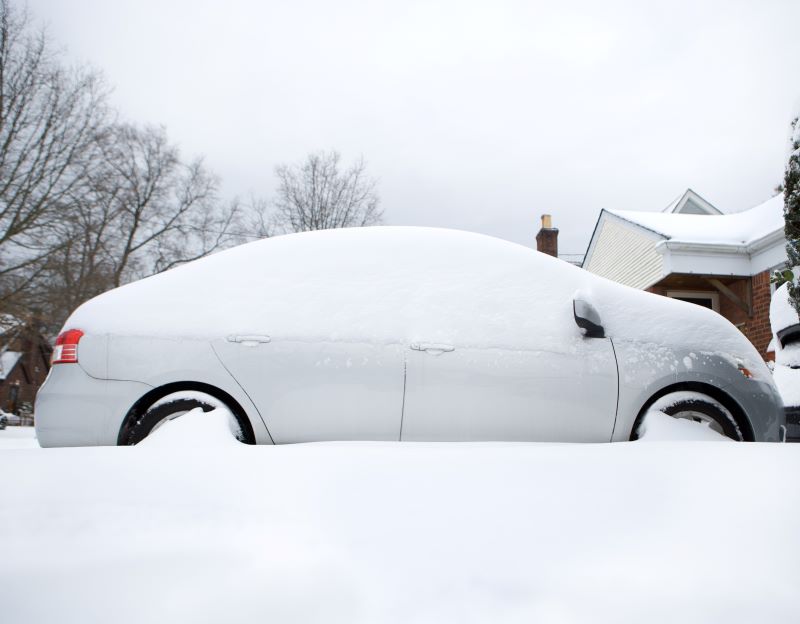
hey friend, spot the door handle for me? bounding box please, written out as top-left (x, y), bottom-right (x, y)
top-left (227, 334), bottom-right (271, 345)
top-left (410, 342), bottom-right (455, 355)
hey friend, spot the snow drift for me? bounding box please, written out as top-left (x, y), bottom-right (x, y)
top-left (1, 415), bottom-right (798, 623)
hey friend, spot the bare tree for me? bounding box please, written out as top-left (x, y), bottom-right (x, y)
top-left (0, 0), bottom-right (108, 313)
top-left (91, 123), bottom-right (240, 287)
top-left (29, 123), bottom-right (241, 333)
top-left (0, 0), bottom-right (242, 334)
top-left (272, 150), bottom-right (382, 233)
top-left (246, 195), bottom-right (276, 239)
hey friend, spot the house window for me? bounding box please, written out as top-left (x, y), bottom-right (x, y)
top-left (666, 290), bottom-right (720, 312)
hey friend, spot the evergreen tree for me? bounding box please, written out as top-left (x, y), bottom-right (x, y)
top-left (785, 117), bottom-right (800, 314)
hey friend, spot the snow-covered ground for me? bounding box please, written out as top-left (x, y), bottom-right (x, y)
top-left (0, 425), bottom-right (40, 449)
top-left (0, 414), bottom-right (798, 623)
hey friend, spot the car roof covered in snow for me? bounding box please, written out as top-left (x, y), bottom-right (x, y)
top-left (67, 226), bottom-right (763, 365)
top-left (69, 227), bottom-right (585, 348)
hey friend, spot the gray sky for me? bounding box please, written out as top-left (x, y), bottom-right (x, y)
top-left (32, 0), bottom-right (800, 257)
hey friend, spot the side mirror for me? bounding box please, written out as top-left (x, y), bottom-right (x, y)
top-left (777, 323), bottom-right (800, 349)
top-left (573, 298), bottom-right (605, 338)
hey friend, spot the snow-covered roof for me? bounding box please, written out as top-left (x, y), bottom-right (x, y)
top-left (609, 193), bottom-right (784, 247)
top-left (0, 350), bottom-right (22, 380)
top-left (660, 189), bottom-right (722, 215)
top-left (583, 191), bottom-right (788, 283)
top-left (0, 314), bottom-right (22, 335)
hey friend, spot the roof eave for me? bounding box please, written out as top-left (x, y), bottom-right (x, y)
top-left (655, 240), bottom-right (747, 255)
top-left (603, 210), bottom-right (670, 238)
top-left (654, 226), bottom-right (784, 256)
top-left (653, 227), bottom-right (787, 277)
top-left (747, 228), bottom-right (785, 254)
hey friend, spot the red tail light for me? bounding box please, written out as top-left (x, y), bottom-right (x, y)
top-left (52, 329), bottom-right (84, 364)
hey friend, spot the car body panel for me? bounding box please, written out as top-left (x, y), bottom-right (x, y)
top-left (402, 339), bottom-right (618, 442)
top-left (212, 339), bottom-right (405, 443)
top-left (722, 377), bottom-right (784, 441)
top-left (611, 338), bottom-right (784, 441)
top-left (35, 364), bottom-right (152, 447)
top-left (76, 334), bottom-right (107, 379)
top-left (36, 336), bottom-right (274, 446)
top-left (106, 335), bottom-right (274, 443)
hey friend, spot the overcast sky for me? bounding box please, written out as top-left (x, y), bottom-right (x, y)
top-left (31, 0), bottom-right (800, 257)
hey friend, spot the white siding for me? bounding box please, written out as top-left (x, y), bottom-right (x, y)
top-left (584, 216), bottom-right (664, 289)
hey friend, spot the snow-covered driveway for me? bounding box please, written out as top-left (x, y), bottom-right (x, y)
top-left (0, 415), bottom-right (798, 623)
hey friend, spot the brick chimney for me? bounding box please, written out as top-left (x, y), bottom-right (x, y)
top-left (535, 214), bottom-right (558, 257)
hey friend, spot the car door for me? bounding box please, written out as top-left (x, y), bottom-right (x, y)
top-left (400, 326), bottom-right (619, 442)
top-left (213, 337), bottom-right (405, 443)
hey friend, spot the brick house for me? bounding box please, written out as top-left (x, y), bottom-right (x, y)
top-left (581, 189), bottom-right (787, 359)
top-left (0, 317), bottom-right (52, 416)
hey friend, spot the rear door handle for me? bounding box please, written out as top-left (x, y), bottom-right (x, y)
top-left (227, 334), bottom-right (271, 345)
top-left (410, 343), bottom-right (455, 355)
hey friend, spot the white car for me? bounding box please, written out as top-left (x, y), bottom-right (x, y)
top-left (35, 227), bottom-right (784, 446)
top-left (770, 281), bottom-right (800, 441)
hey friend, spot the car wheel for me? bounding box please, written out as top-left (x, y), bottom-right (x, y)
top-left (124, 392), bottom-right (240, 445)
top-left (632, 390), bottom-right (744, 441)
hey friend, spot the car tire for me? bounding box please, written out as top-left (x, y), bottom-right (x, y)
top-left (124, 393), bottom-right (236, 445)
top-left (632, 391), bottom-right (744, 441)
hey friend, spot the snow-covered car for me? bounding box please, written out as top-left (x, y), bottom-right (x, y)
top-left (770, 282), bottom-right (800, 441)
top-left (35, 227), bottom-right (784, 446)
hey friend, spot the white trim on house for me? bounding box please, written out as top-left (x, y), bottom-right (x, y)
top-left (749, 229), bottom-right (790, 275)
top-left (666, 290), bottom-right (720, 312)
top-left (655, 227), bottom-right (787, 277)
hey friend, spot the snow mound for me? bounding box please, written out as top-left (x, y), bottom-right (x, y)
top-left (139, 407), bottom-right (243, 448)
top-left (637, 410), bottom-right (731, 442)
top-left (0, 426), bottom-right (39, 449)
top-left (770, 281), bottom-right (800, 337)
top-left (773, 364), bottom-right (800, 408)
top-left (1, 438), bottom-right (798, 623)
